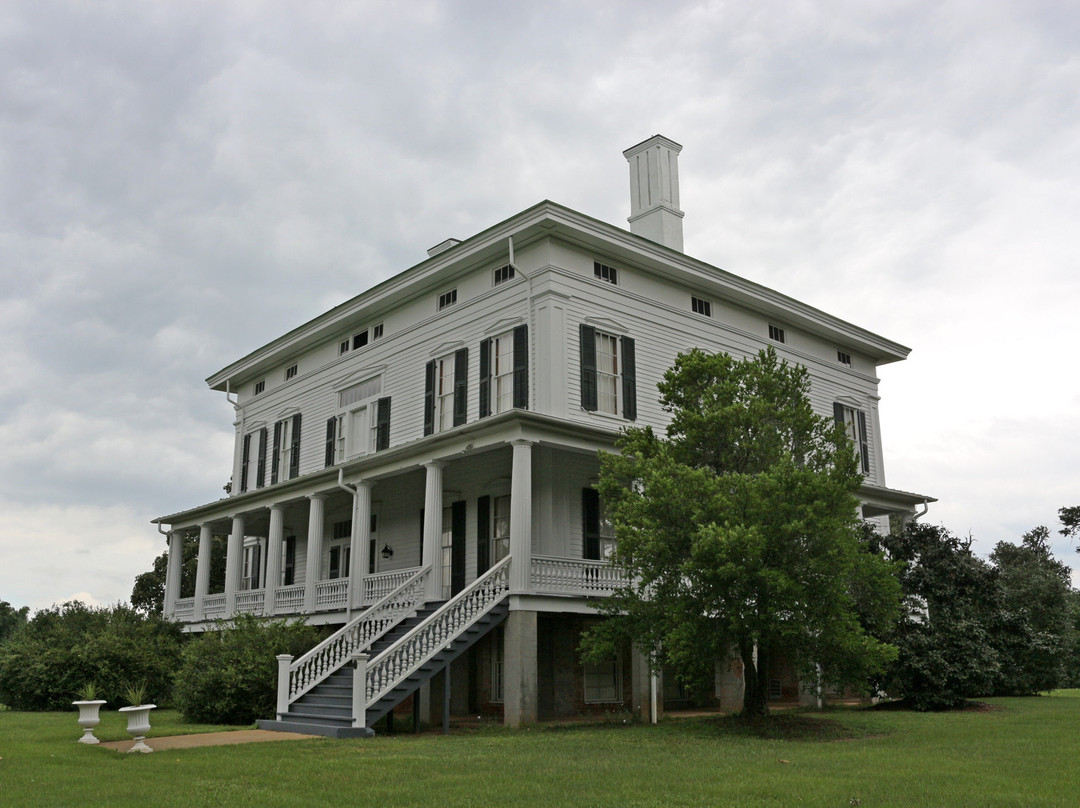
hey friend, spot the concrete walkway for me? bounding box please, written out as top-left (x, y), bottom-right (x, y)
top-left (100, 729), bottom-right (320, 752)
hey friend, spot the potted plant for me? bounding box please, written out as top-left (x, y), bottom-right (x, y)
top-left (117, 681), bottom-right (156, 753)
top-left (72, 683), bottom-right (107, 744)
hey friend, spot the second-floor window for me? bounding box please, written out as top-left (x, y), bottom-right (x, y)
top-left (271, 413), bottom-right (302, 484)
top-left (479, 325), bottom-right (528, 417)
top-left (579, 325), bottom-right (636, 420)
top-left (324, 379), bottom-right (390, 466)
top-left (834, 403), bottom-right (870, 474)
top-left (424, 349), bottom-right (468, 435)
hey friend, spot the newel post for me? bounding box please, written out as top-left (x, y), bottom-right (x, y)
top-left (351, 652), bottom-right (370, 728)
top-left (276, 654), bottom-right (293, 716)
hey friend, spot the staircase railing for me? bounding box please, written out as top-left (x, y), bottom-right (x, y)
top-left (364, 557), bottom-right (511, 708)
top-left (286, 565), bottom-right (431, 703)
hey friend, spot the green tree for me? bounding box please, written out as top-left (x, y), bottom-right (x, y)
top-left (0, 599), bottom-right (29, 644)
top-left (584, 348), bottom-right (900, 717)
top-left (131, 534), bottom-right (227, 615)
top-left (1060, 506), bottom-right (1080, 543)
top-left (876, 522), bottom-right (999, 710)
top-left (989, 526), bottom-right (1074, 695)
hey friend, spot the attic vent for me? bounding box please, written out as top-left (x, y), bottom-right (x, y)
top-left (427, 238), bottom-right (462, 258)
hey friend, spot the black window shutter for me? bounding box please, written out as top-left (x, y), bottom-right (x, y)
top-left (324, 417), bottom-right (336, 468)
top-left (283, 536), bottom-right (295, 586)
top-left (479, 338), bottom-right (492, 418)
top-left (513, 324), bottom-right (529, 410)
top-left (579, 324), bottom-right (597, 411)
top-left (476, 495), bottom-right (491, 575)
top-left (451, 500), bottom-right (467, 596)
top-left (857, 409), bottom-right (870, 473)
top-left (620, 335), bottom-right (636, 420)
top-left (376, 397), bottom-right (391, 451)
top-left (329, 546), bottom-right (340, 579)
top-left (583, 488), bottom-right (601, 560)
top-left (256, 428), bottom-right (267, 488)
top-left (453, 348), bottom-right (468, 427)
top-left (418, 508), bottom-right (425, 564)
top-left (289, 413), bottom-right (302, 480)
top-left (833, 402), bottom-right (845, 424)
top-left (240, 434), bottom-right (251, 492)
top-left (251, 542), bottom-right (261, 589)
top-left (423, 361), bottom-right (435, 436)
top-left (271, 421), bottom-right (282, 484)
top-left (368, 537), bottom-right (376, 575)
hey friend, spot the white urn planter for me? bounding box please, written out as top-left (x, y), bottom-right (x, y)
top-left (118, 704), bottom-right (156, 753)
top-left (72, 700), bottom-right (107, 744)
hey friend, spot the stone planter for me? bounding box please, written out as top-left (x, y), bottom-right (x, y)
top-left (118, 704), bottom-right (156, 753)
top-left (72, 699), bottom-right (107, 744)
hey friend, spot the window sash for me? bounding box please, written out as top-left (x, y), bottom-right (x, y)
top-left (595, 332), bottom-right (619, 414)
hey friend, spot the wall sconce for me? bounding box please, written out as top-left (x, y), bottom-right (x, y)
top-left (381, 544), bottom-right (394, 559)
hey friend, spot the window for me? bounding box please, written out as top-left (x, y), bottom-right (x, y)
top-left (282, 536), bottom-right (296, 586)
top-left (240, 433), bottom-right (252, 493)
top-left (340, 325), bottom-right (382, 355)
top-left (241, 542), bottom-right (262, 591)
top-left (768, 324), bottom-right (785, 343)
top-left (271, 413), bottom-right (302, 484)
top-left (440, 505), bottom-right (453, 600)
top-left (491, 626), bottom-right (504, 703)
top-left (438, 289), bottom-right (458, 310)
top-left (253, 379), bottom-right (265, 396)
top-left (480, 327), bottom-right (528, 417)
top-left (583, 488), bottom-right (616, 560)
top-left (240, 429), bottom-right (268, 493)
top-left (493, 264), bottom-right (515, 285)
top-left (594, 261), bottom-right (618, 284)
top-left (372, 323), bottom-right (384, 340)
top-left (424, 349), bottom-right (468, 435)
top-left (492, 495), bottom-right (510, 563)
top-left (691, 296), bottom-right (712, 317)
top-left (284, 364), bottom-right (298, 381)
top-left (339, 340), bottom-right (350, 355)
top-left (325, 379), bottom-right (389, 466)
top-left (579, 325), bottom-right (636, 420)
top-left (352, 330), bottom-right (369, 350)
top-left (583, 656), bottom-right (622, 703)
top-left (834, 403), bottom-right (870, 474)
top-left (837, 350), bottom-right (852, 367)
top-left (328, 520), bottom-right (351, 580)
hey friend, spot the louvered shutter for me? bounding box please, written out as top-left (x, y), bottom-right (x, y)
top-left (513, 324), bottom-right (529, 409)
top-left (375, 397), bottom-right (391, 451)
top-left (240, 434), bottom-right (251, 492)
top-left (476, 495), bottom-right (491, 575)
top-left (579, 324), bottom-right (597, 411)
top-left (620, 335), bottom-right (636, 420)
top-left (451, 500), bottom-right (467, 596)
top-left (289, 413), bottom-right (301, 479)
top-left (256, 428), bottom-right (267, 488)
top-left (479, 338), bottom-right (492, 418)
top-left (583, 488), bottom-right (601, 560)
top-left (324, 417), bottom-right (336, 468)
top-left (453, 348), bottom-right (468, 427)
top-left (423, 361), bottom-right (435, 436)
top-left (271, 421), bottom-right (282, 484)
top-left (857, 410), bottom-right (870, 473)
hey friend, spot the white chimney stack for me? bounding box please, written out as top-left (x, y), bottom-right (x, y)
top-left (623, 134), bottom-right (684, 252)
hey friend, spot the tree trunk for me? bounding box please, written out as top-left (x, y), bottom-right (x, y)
top-left (740, 642), bottom-right (770, 717)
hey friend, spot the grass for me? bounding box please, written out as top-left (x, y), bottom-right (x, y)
top-left (2, 692), bottom-right (1079, 807)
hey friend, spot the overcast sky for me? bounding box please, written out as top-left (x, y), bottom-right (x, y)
top-left (2, 0), bottom-right (1078, 611)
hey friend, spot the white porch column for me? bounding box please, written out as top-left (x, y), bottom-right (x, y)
top-left (264, 504), bottom-right (285, 616)
top-left (163, 530), bottom-right (184, 618)
top-left (224, 514), bottom-right (245, 615)
top-left (348, 481), bottom-right (372, 610)
top-left (422, 461), bottom-right (444, 602)
top-left (193, 523), bottom-right (212, 621)
top-left (303, 493), bottom-right (327, 614)
top-left (509, 440), bottom-right (533, 593)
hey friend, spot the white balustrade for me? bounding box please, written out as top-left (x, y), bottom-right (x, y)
top-left (235, 590), bottom-right (265, 614)
top-left (287, 567), bottom-right (430, 703)
top-left (273, 584), bottom-right (306, 614)
top-left (362, 568), bottom-right (420, 605)
top-left (530, 556), bottom-right (627, 597)
top-left (202, 594), bottom-right (226, 618)
top-left (173, 597), bottom-right (195, 621)
top-left (314, 579), bottom-right (349, 610)
top-left (365, 557), bottom-right (511, 707)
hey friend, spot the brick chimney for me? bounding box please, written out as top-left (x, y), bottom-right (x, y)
top-left (623, 135), bottom-right (684, 252)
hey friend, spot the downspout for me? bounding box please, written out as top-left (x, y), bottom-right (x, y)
top-left (911, 499), bottom-right (930, 522)
top-left (337, 468), bottom-right (359, 621)
top-left (508, 236), bottom-right (536, 410)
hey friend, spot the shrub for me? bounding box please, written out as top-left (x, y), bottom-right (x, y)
top-left (173, 614), bottom-right (323, 725)
top-left (0, 602), bottom-right (183, 710)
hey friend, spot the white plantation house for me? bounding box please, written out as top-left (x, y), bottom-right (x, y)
top-left (153, 135), bottom-right (932, 736)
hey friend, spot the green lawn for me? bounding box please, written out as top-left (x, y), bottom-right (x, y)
top-left (2, 693), bottom-right (1078, 807)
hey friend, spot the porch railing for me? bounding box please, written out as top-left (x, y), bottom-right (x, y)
top-left (365, 557), bottom-right (511, 707)
top-left (273, 584), bottom-right (305, 614)
top-left (236, 590), bottom-right (265, 615)
top-left (362, 568), bottom-right (420, 605)
top-left (286, 566), bottom-right (431, 703)
top-left (314, 579), bottom-right (348, 611)
top-left (173, 597), bottom-right (195, 621)
top-left (203, 594), bottom-right (226, 618)
top-left (530, 556), bottom-right (627, 597)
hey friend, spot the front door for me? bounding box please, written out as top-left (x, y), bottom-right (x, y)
top-left (442, 501), bottom-right (467, 598)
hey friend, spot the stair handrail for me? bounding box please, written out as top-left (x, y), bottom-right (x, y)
top-left (287, 565), bottom-right (431, 703)
top-left (364, 556), bottom-right (511, 707)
